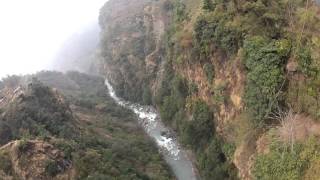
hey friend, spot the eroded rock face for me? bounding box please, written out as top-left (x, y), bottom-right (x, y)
top-left (233, 133), bottom-right (258, 180)
top-left (99, 0), bottom-right (171, 102)
top-left (0, 140), bottom-right (74, 180)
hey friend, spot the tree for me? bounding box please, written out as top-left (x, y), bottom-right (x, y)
top-left (203, 0), bottom-right (214, 11)
top-left (243, 36), bottom-right (288, 125)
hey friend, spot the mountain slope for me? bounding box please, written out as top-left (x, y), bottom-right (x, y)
top-left (98, 0), bottom-right (320, 179)
top-left (0, 72), bottom-right (173, 179)
top-left (99, 0), bottom-right (171, 103)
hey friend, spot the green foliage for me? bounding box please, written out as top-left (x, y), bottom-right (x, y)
top-left (183, 100), bottom-right (213, 149)
top-left (202, 0), bottom-right (214, 11)
top-left (0, 78), bottom-right (77, 143)
top-left (203, 63), bottom-right (214, 83)
top-left (188, 82), bottom-right (198, 95)
top-left (0, 122), bottom-right (12, 145)
top-left (276, 39), bottom-right (292, 57)
top-left (159, 70), bottom-right (188, 124)
top-left (45, 160), bottom-right (60, 177)
top-left (142, 86), bottom-right (152, 105)
top-left (240, 0), bottom-right (287, 37)
top-left (157, 30), bottom-right (238, 178)
top-left (73, 134), bottom-right (172, 179)
top-left (17, 138), bottom-right (31, 153)
top-left (160, 96), bottom-right (180, 123)
top-left (173, 0), bottom-right (189, 23)
top-left (194, 12), bottom-right (242, 58)
top-left (253, 137), bottom-right (320, 180)
top-left (197, 138), bottom-right (237, 180)
top-left (0, 72), bottom-right (173, 179)
top-left (52, 139), bottom-right (76, 160)
top-left (156, 65), bottom-right (237, 178)
top-left (287, 76), bottom-right (320, 120)
top-left (243, 36), bottom-right (288, 125)
top-left (194, 0), bottom-right (292, 61)
top-left (222, 142), bottom-right (236, 161)
top-left (212, 82), bottom-right (228, 105)
top-left (297, 47), bottom-right (315, 76)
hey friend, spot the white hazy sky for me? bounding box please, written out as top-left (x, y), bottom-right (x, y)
top-left (0, 0), bottom-right (107, 79)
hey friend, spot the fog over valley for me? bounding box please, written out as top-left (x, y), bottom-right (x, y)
top-left (0, 0), bottom-right (106, 79)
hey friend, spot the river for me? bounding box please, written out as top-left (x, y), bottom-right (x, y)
top-left (105, 79), bottom-right (198, 180)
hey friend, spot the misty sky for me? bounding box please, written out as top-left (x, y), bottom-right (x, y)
top-left (0, 0), bottom-right (107, 79)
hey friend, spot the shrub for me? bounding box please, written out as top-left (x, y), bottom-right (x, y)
top-left (74, 150), bottom-right (103, 178)
top-left (286, 77), bottom-right (320, 120)
top-left (18, 139), bottom-right (31, 153)
top-left (222, 142), bottom-right (236, 161)
top-left (0, 122), bottom-right (12, 145)
top-left (212, 82), bottom-right (228, 105)
top-left (202, 0), bottom-right (214, 11)
top-left (173, 0), bottom-right (189, 23)
top-left (193, 12), bottom-right (242, 59)
top-left (243, 36), bottom-right (288, 125)
top-left (297, 47), bottom-right (314, 76)
top-left (253, 137), bottom-right (320, 180)
top-left (183, 100), bottom-right (213, 149)
top-left (188, 82), bottom-right (198, 95)
top-left (159, 74), bottom-right (188, 124)
top-left (160, 96), bottom-right (180, 123)
top-left (197, 138), bottom-right (237, 180)
top-left (45, 160), bottom-right (60, 177)
top-left (203, 63), bottom-right (214, 83)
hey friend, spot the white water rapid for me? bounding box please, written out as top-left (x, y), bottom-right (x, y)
top-left (105, 79), bottom-right (198, 180)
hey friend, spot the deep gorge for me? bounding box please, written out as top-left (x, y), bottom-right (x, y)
top-left (0, 0), bottom-right (320, 179)
top-left (98, 0), bottom-right (320, 179)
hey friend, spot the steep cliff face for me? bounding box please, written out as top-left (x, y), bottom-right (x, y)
top-left (99, 0), bottom-right (171, 103)
top-left (99, 0), bottom-right (320, 179)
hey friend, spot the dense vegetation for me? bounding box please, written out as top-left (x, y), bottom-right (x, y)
top-left (0, 71), bottom-right (173, 179)
top-left (155, 0), bottom-right (320, 179)
top-left (254, 137), bottom-right (320, 180)
top-left (243, 37), bottom-right (289, 125)
top-left (156, 62), bottom-right (237, 179)
top-left (0, 77), bottom-right (77, 145)
top-left (156, 13), bottom-right (238, 176)
top-left (96, 0), bottom-right (320, 179)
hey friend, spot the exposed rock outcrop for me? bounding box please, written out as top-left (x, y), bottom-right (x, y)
top-left (99, 0), bottom-right (171, 102)
top-left (0, 140), bottom-right (74, 180)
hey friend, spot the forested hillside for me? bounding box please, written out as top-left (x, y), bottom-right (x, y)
top-left (98, 0), bottom-right (320, 179)
top-left (0, 72), bottom-right (173, 179)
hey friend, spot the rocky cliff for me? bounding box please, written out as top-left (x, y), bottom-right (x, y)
top-left (98, 0), bottom-right (320, 179)
top-left (99, 0), bottom-right (172, 103)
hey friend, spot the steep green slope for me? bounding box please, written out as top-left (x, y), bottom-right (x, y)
top-left (98, 0), bottom-right (320, 179)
